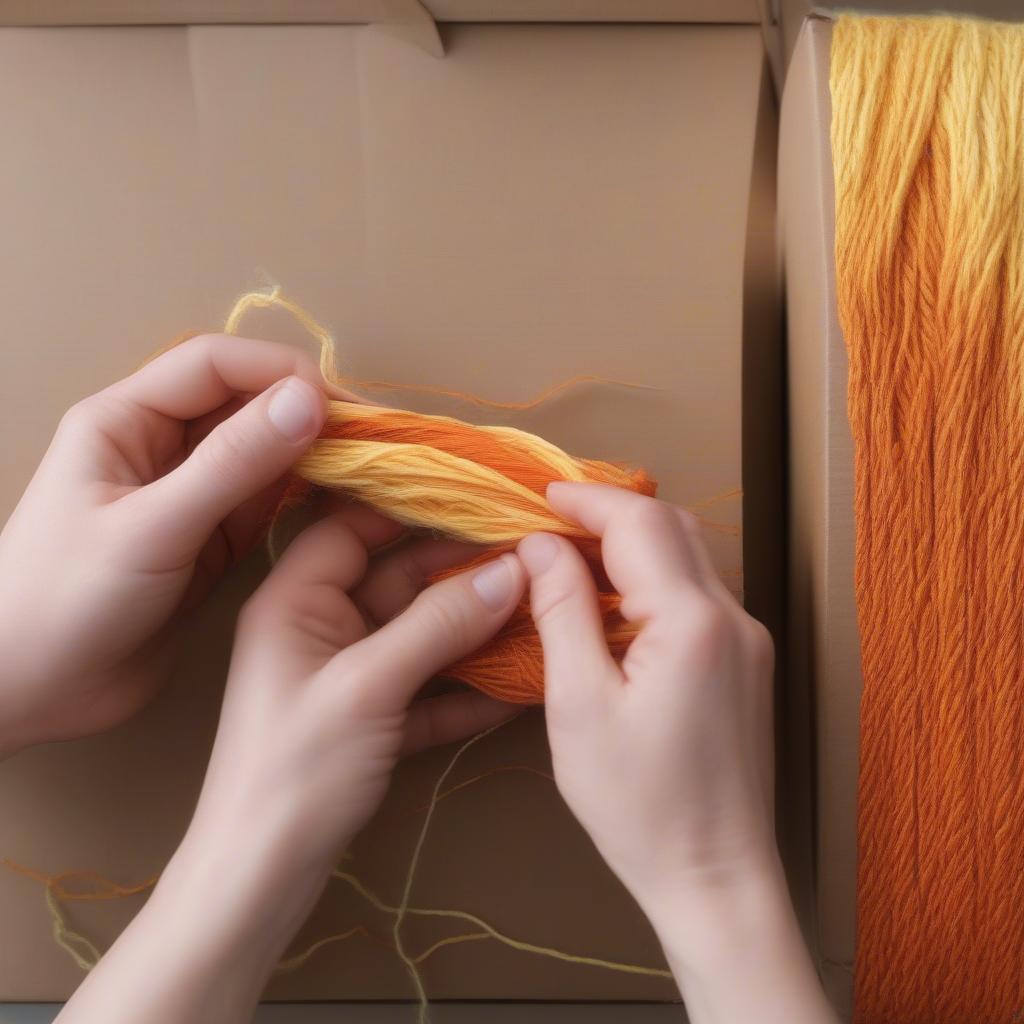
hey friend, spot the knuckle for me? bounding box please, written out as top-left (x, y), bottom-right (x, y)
top-left (411, 589), bottom-right (475, 646)
top-left (188, 331), bottom-right (227, 353)
top-left (676, 507), bottom-right (701, 533)
top-left (329, 655), bottom-right (383, 715)
top-left (291, 349), bottom-right (321, 381)
top-left (531, 575), bottom-right (582, 627)
top-left (237, 591), bottom-right (276, 634)
top-left (56, 396), bottom-right (99, 436)
top-left (200, 424), bottom-right (258, 483)
top-left (674, 597), bottom-right (733, 655)
top-left (745, 617), bottom-right (776, 668)
top-left (626, 496), bottom-right (680, 536)
top-left (57, 391), bottom-right (135, 444)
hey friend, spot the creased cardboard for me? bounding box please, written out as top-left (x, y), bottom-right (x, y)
top-left (0, 20), bottom-right (781, 1008)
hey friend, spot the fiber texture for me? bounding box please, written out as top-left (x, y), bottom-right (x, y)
top-left (831, 14), bottom-right (1024, 1022)
top-left (225, 289), bottom-right (657, 705)
top-left (289, 400), bottom-right (655, 704)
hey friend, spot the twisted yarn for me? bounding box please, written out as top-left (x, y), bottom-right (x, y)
top-left (831, 14), bottom-right (1024, 1022)
top-left (225, 289), bottom-right (657, 704)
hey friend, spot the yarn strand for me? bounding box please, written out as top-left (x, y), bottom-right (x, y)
top-left (832, 14), bottom-right (1024, 1022)
top-left (2, 727), bottom-right (673, 1011)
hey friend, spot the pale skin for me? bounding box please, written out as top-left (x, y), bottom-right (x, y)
top-left (0, 334), bottom-right (838, 1024)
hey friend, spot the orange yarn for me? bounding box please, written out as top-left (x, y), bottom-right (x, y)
top-left (283, 402), bottom-right (656, 704)
top-left (832, 14), bottom-right (1024, 1022)
top-left (167, 294), bottom-right (659, 705)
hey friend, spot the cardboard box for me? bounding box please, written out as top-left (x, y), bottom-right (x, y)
top-left (779, 16), bottom-right (858, 1017)
top-left (0, 1), bottom-right (790, 1015)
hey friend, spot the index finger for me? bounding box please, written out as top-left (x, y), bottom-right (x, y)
top-left (111, 333), bottom-right (331, 421)
top-left (545, 481), bottom-right (704, 618)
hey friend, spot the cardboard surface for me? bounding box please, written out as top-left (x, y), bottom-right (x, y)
top-left (0, 21), bottom-right (781, 1004)
top-left (779, 15), bottom-right (856, 1018)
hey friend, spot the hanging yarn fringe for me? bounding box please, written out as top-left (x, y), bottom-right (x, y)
top-left (831, 13), bottom-right (1024, 1023)
top-left (222, 287), bottom-right (665, 704)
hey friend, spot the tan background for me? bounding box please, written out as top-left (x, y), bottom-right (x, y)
top-left (0, 18), bottom-right (780, 1007)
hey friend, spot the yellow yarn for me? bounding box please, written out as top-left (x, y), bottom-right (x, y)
top-left (226, 285), bottom-right (656, 412)
top-left (298, 441), bottom-right (576, 544)
top-left (3, 722), bottom-right (674, 1018)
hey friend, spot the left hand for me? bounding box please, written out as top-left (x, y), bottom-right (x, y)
top-left (0, 333), bottom-right (331, 755)
top-left (55, 513), bottom-right (526, 1024)
top-left (187, 510), bottom-right (527, 886)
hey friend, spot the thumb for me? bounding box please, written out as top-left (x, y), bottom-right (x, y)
top-left (136, 376), bottom-right (326, 552)
top-left (517, 533), bottom-right (622, 711)
top-left (336, 552), bottom-right (526, 712)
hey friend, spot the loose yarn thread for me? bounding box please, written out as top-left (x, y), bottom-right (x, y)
top-left (3, 721), bottom-right (674, 1022)
top-left (831, 14), bottom-right (1024, 1022)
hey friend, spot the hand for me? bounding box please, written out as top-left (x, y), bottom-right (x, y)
top-left (0, 334), bottom-right (331, 755)
top-left (520, 482), bottom-right (775, 908)
top-left (56, 511), bottom-right (527, 1024)
top-left (518, 483), bottom-right (835, 1024)
top-left (188, 510), bottom-right (527, 883)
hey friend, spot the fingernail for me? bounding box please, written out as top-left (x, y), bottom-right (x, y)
top-left (267, 378), bottom-right (319, 442)
top-left (518, 533), bottom-right (558, 575)
top-left (472, 555), bottom-right (516, 611)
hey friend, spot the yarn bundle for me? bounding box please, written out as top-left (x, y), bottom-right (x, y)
top-left (289, 399), bottom-right (656, 703)
top-left (831, 14), bottom-right (1024, 1022)
top-left (225, 289), bottom-right (656, 704)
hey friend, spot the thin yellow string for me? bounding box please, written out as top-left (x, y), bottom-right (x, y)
top-left (45, 885), bottom-right (101, 971)
top-left (391, 721), bottom-right (505, 1023)
top-left (274, 926), bottom-right (370, 975)
top-left (420, 763), bottom-right (556, 811)
top-left (3, 726), bottom-right (674, 1001)
top-left (225, 286), bottom-right (740, 553)
top-left (224, 286), bottom-right (658, 411)
top-left (412, 931), bottom-right (491, 965)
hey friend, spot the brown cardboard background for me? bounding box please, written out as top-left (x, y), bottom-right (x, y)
top-left (0, 21), bottom-right (780, 1004)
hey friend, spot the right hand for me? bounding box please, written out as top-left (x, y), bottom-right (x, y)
top-left (518, 485), bottom-right (843, 1024)
top-left (517, 482), bottom-right (777, 924)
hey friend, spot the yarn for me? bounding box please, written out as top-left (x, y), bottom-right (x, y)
top-left (222, 288), bottom-right (743, 702)
top-left (831, 13), bottom-right (1024, 1022)
top-left (225, 287), bottom-right (671, 705)
top-left (2, 718), bottom-right (675, 1020)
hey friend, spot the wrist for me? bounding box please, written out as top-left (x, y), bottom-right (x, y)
top-left (640, 854), bottom-right (834, 1024)
top-left (56, 827), bottom-right (338, 1024)
top-left (646, 850), bottom-right (792, 969)
top-left (151, 826), bottom-right (333, 971)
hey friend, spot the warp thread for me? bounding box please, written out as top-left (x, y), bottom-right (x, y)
top-left (832, 13), bottom-right (1024, 1023)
